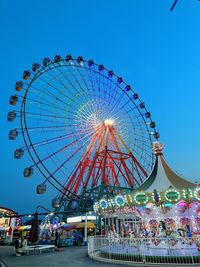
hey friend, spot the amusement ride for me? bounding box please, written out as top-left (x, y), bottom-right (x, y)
top-left (92, 142), bottom-right (200, 264)
top-left (8, 54), bottom-right (159, 213)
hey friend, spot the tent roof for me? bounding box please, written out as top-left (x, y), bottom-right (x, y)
top-left (139, 153), bottom-right (197, 192)
top-left (0, 207), bottom-right (17, 215)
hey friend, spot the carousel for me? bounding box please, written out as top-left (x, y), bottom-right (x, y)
top-left (93, 142), bottom-right (200, 264)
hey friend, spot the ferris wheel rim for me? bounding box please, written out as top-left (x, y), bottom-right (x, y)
top-left (17, 55), bottom-right (158, 198)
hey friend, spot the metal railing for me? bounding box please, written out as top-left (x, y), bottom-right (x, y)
top-left (88, 236), bottom-right (200, 265)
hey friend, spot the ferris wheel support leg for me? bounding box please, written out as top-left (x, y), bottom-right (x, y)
top-left (100, 182), bottom-right (105, 199)
top-left (130, 153), bottom-right (148, 178)
top-left (77, 187), bottom-right (87, 209)
top-left (62, 199), bottom-right (73, 221)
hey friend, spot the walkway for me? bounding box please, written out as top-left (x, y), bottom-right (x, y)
top-left (0, 246), bottom-right (127, 267)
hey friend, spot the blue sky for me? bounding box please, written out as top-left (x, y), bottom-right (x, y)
top-left (1, 0), bottom-right (200, 215)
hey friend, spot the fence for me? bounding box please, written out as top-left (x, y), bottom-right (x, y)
top-left (88, 236), bottom-right (200, 265)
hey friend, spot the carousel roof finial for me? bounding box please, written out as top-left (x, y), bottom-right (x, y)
top-left (152, 141), bottom-right (164, 156)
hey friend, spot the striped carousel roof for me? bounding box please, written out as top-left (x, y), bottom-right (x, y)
top-left (139, 142), bottom-right (197, 192)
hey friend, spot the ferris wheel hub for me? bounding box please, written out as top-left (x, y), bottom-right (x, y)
top-left (104, 119), bottom-right (114, 126)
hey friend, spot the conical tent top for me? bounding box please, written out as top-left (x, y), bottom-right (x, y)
top-left (140, 141), bottom-right (197, 192)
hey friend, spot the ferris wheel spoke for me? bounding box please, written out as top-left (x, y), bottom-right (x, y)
top-left (22, 121), bottom-right (76, 193)
top-left (97, 69), bottom-right (102, 101)
top-left (111, 127), bottom-right (151, 169)
top-left (109, 122), bottom-right (152, 151)
top-left (53, 65), bottom-right (82, 96)
top-left (88, 68), bottom-right (98, 108)
top-left (20, 110), bottom-right (78, 121)
top-left (34, 71), bottom-right (81, 107)
top-left (23, 116), bottom-right (75, 125)
top-left (108, 128), bottom-right (144, 186)
top-left (115, 120), bottom-right (146, 132)
top-left (44, 130), bottom-right (99, 187)
top-left (58, 164), bottom-right (79, 197)
top-left (99, 70), bottom-right (105, 101)
top-left (93, 69), bottom-right (112, 105)
top-left (60, 127), bottom-right (105, 198)
top-left (17, 124), bottom-right (94, 144)
top-left (111, 96), bottom-right (140, 120)
top-left (19, 93), bottom-right (76, 115)
top-left (117, 118), bottom-right (145, 127)
top-left (30, 103), bottom-right (75, 119)
top-left (31, 124), bottom-right (103, 168)
top-left (75, 68), bottom-right (98, 105)
top-left (52, 65), bottom-right (92, 105)
top-left (102, 72), bottom-right (109, 104)
top-left (103, 73), bottom-right (110, 102)
top-left (113, 106), bottom-right (143, 122)
top-left (106, 77), bottom-right (115, 105)
top-left (34, 130), bottom-right (96, 161)
top-left (19, 123), bottom-right (94, 134)
top-left (101, 72), bottom-right (119, 107)
top-left (64, 66), bottom-right (89, 96)
top-left (94, 69), bottom-right (112, 110)
top-left (60, 64), bottom-right (89, 98)
top-left (125, 146), bottom-right (152, 170)
top-left (21, 130), bottom-right (82, 150)
top-left (109, 82), bottom-right (119, 106)
top-left (42, 66), bottom-right (80, 97)
top-left (131, 143), bottom-right (154, 160)
top-left (67, 126), bottom-right (108, 193)
top-left (26, 82), bottom-right (78, 111)
top-left (111, 88), bottom-right (128, 113)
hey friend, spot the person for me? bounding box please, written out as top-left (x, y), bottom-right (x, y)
top-left (14, 237), bottom-right (21, 256)
top-left (50, 231), bottom-right (55, 245)
top-left (55, 229), bottom-right (59, 247)
top-left (102, 228), bottom-right (106, 236)
top-left (16, 236), bottom-right (27, 256)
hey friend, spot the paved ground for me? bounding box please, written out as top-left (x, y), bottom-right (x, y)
top-left (0, 246), bottom-right (127, 267)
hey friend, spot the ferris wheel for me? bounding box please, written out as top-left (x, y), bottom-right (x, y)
top-left (8, 54), bottom-right (159, 210)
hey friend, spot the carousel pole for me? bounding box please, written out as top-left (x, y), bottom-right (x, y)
top-left (134, 204), bottom-right (137, 232)
top-left (185, 189), bottom-right (194, 238)
top-left (116, 217), bottom-right (119, 234)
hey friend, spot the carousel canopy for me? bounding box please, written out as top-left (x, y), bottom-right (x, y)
top-left (139, 142), bottom-right (197, 192)
top-left (93, 142), bottom-right (200, 213)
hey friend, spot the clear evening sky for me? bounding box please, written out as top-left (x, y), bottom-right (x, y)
top-left (0, 0), bottom-right (200, 215)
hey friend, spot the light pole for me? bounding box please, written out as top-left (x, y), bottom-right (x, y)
top-left (84, 212), bottom-right (88, 245)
